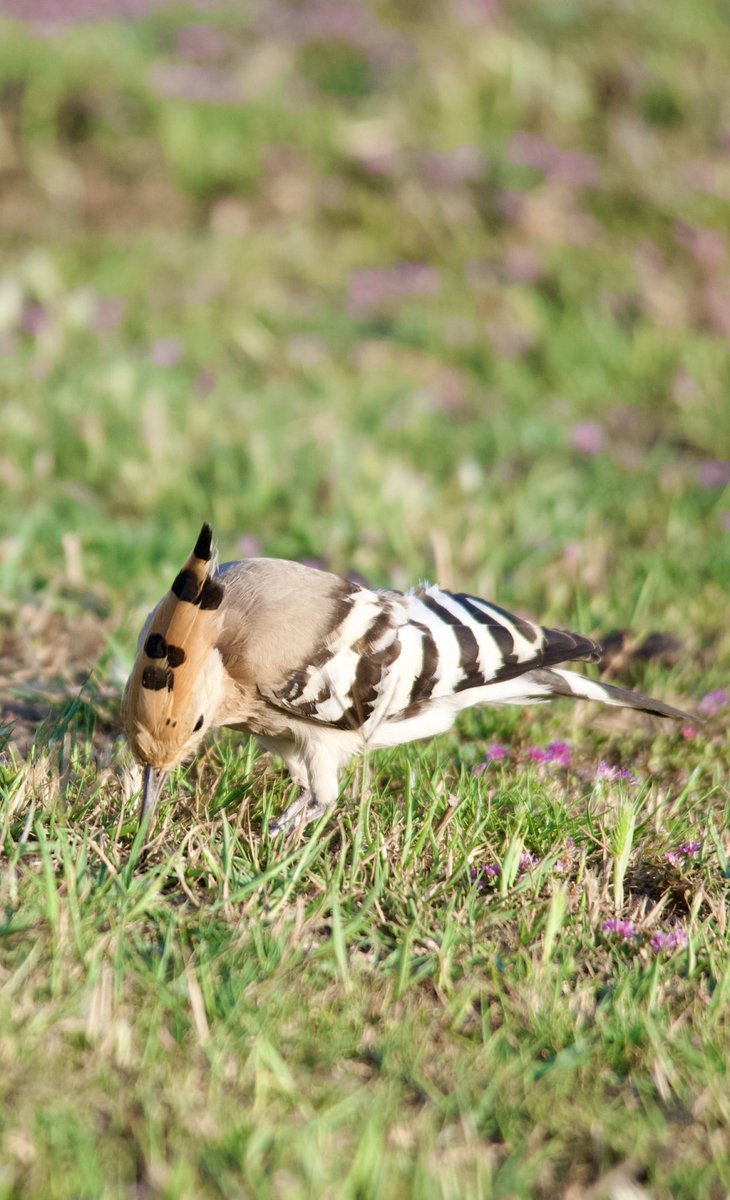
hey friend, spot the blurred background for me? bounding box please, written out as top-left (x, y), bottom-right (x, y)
top-left (0, 0), bottom-right (728, 705)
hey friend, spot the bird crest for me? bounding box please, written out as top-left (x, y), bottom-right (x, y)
top-left (122, 523), bottom-right (225, 766)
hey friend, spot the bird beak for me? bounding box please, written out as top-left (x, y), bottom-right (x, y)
top-left (140, 766), bottom-right (169, 831)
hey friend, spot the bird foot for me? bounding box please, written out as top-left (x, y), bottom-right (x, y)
top-left (269, 790), bottom-right (333, 834)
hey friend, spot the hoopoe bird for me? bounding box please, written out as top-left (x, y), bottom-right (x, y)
top-left (123, 524), bottom-right (695, 834)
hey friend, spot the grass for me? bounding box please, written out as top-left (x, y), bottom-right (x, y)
top-left (0, 1), bottom-right (729, 1196)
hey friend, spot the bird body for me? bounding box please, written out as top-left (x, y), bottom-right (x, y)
top-left (122, 525), bottom-right (695, 833)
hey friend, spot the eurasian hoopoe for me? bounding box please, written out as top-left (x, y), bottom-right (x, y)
top-left (122, 524), bottom-right (696, 835)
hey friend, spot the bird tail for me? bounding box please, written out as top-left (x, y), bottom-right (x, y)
top-left (532, 667), bottom-right (698, 723)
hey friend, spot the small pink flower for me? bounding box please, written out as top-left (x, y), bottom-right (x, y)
top-left (151, 337), bottom-right (183, 367)
top-left (519, 850), bottom-right (541, 872)
top-left (596, 761), bottom-right (638, 784)
top-left (681, 724), bottom-right (699, 740)
top-left (547, 741), bottom-right (571, 766)
top-left (665, 841), bottom-right (700, 867)
top-left (420, 146), bottom-right (485, 187)
top-left (698, 688), bottom-right (728, 716)
top-left (528, 742), bottom-right (571, 767)
top-left (21, 303), bottom-right (51, 336)
top-left (602, 919), bottom-right (637, 939)
top-left (176, 24), bottom-right (230, 62)
top-left (507, 132), bottom-right (600, 188)
top-left (470, 862), bottom-right (501, 884)
top-left (650, 925), bottom-right (688, 952)
top-left (472, 744), bottom-right (509, 775)
top-left (348, 264), bottom-right (441, 315)
top-left (698, 461), bottom-right (730, 490)
top-left (569, 421), bottom-right (606, 455)
top-left (92, 295), bottom-right (126, 332)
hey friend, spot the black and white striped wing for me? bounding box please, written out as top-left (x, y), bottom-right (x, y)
top-left (263, 586), bottom-right (406, 731)
top-left (262, 582), bottom-right (600, 734)
top-left (400, 586), bottom-right (601, 707)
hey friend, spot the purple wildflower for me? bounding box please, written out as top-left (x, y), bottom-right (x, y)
top-left (503, 245), bottom-right (544, 285)
top-left (348, 264), bottom-right (441, 315)
top-left (569, 421), bottom-right (606, 455)
top-left (650, 925), bottom-right (688, 953)
top-left (472, 744), bottom-right (510, 776)
top-left (518, 850), bottom-right (541, 872)
top-left (596, 761), bottom-right (638, 785)
top-left (665, 841), bottom-right (701, 867)
top-left (698, 688), bottom-right (728, 716)
top-left (0, 0), bottom-right (169, 33)
top-left (547, 741), bottom-right (571, 766)
top-left (91, 295), bottom-right (125, 332)
top-left (602, 918), bottom-right (637, 939)
top-left (151, 64), bottom-right (241, 105)
top-left (176, 24), bottom-right (230, 62)
top-left (470, 862), bottom-right (501, 885)
top-left (699, 461), bottom-right (730, 490)
top-left (528, 742), bottom-right (571, 767)
top-left (20, 303), bottom-right (51, 337)
top-left (674, 222), bottom-right (726, 271)
top-left (420, 146), bottom-right (485, 188)
top-left (150, 337), bottom-right (183, 368)
top-left (507, 132), bottom-right (600, 188)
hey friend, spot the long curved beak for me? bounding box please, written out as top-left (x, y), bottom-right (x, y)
top-left (140, 766), bottom-right (169, 831)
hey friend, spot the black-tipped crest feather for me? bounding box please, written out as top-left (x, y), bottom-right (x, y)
top-left (123, 524), bottom-right (225, 764)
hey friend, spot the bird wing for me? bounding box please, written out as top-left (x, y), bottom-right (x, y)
top-left (257, 579), bottom-right (601, 735)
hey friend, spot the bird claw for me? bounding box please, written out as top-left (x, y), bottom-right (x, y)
top-left (269, 790), bottom-right (333, 834)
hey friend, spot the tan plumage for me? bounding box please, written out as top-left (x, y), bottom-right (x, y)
top-left (123, 524), bottom-right (697, 834)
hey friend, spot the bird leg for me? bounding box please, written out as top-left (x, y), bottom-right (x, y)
top-left (269, 788), bottom-right (314, 834)
top-left (269, 742), bottom-right (341, 834)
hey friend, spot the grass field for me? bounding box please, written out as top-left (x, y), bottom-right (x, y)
top-left (0, 2), bottom-right (729, 1197)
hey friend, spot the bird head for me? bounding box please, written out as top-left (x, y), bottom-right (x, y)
top-left (122, 523), bottom-right (226, 830)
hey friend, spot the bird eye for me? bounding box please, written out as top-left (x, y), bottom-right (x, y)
top-left (193, 715), bottom-right (204, 732)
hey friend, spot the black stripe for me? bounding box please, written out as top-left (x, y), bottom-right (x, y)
top-left (353, 609), bottom-right (392, 654)
top-left (454, 593), bottom-right (539, 644)
top-left (407, 622), bottom-right (440, 710)
top-left (199, 578), bottom-right (224, 610)
top-left (420, 595), bottom-right (484, 692)
top-left (332, 636), bottom-right (402, 730)
top-left (171, 568), bottom-right (200, 602)
top-left (451, 593), bottom-right (517, 663)
top-left (333, 655), bottom-right (381, 730)
top-left (453, 628), bottom-right (486, 692)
